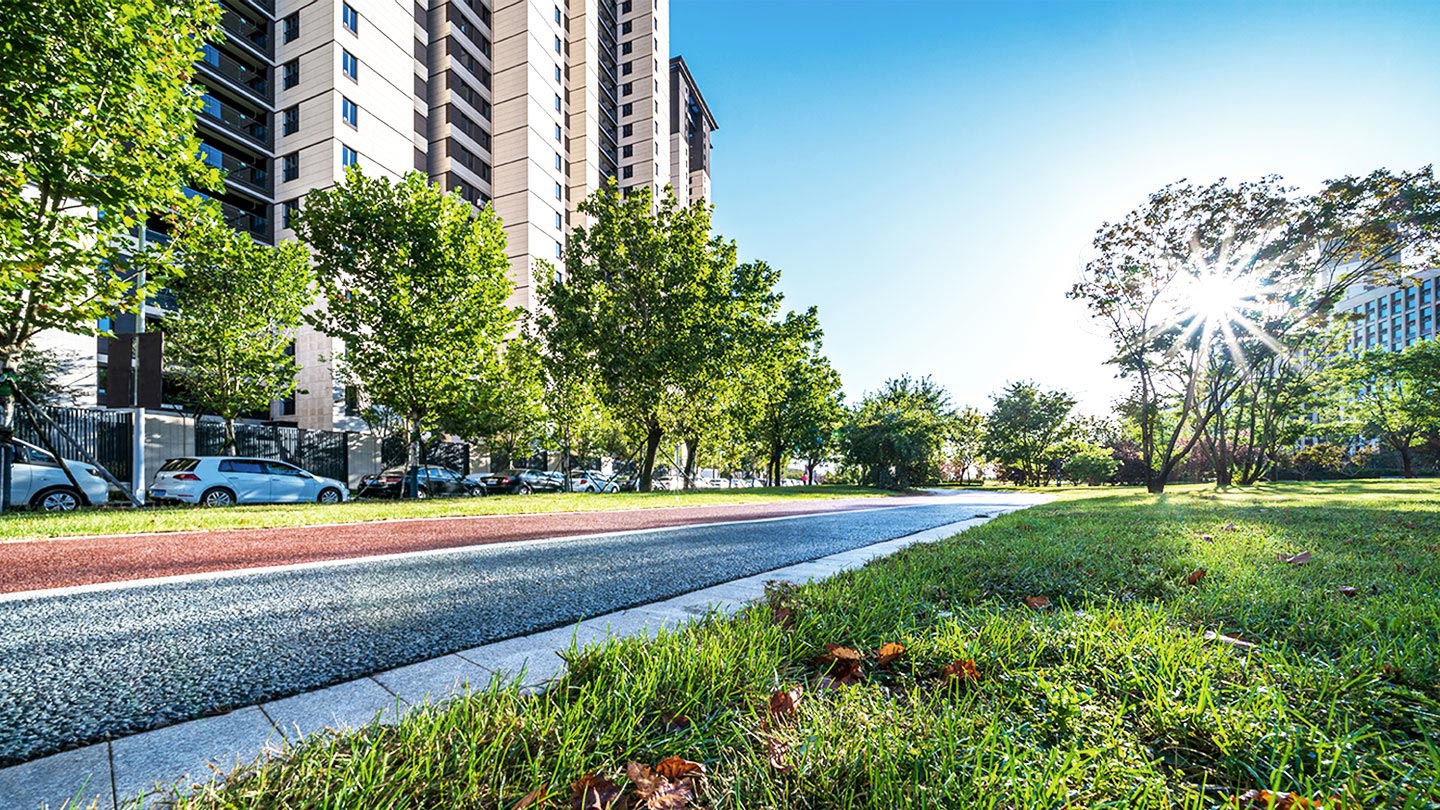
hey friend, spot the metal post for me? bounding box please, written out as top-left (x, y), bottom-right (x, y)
top-left (132, 407), bottom-right (146, 505)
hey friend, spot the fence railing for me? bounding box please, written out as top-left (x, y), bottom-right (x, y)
top-left (17, 407), bottom-right (133, 484)
top-left (196, 421), bottom-right (349, 483)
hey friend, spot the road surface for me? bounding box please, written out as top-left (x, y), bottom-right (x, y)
top-left (0, 492), bottom-right (1040, 767)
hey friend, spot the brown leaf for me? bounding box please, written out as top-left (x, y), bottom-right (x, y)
top-left (642, 781), bottom-right (695, 809)
top-left (772, 606), bottom-right (795, 629)
top-left (1338, 586), bottom-right (1360, 598)
top-left (765, 737), bottom-right (791, 772)
top-left (1229, 788), bottom-right (1338, 809)
top-left (1221, 521), bottom-right (1238, 531)
top-left (1382, 662), bottom-right (1401, 677)
top-left (658, 711), bottom-right (692, 733)
top-left (1023, 595), bottom-right (1051, 610)
top-left (768, 687), bottom-right (802, 720)
top-left (875, 642), bottom-right (907, 667)
top-left (1276, 551), bottom-right (1312, 565)
top-left (514, 785), bottom-right (547, 809)
top-left (1399, 520), bottom-right (1417, 530)
top-left (815, 644), bottom-right (866, 686)
top-left (824, 643), bottom-right (864, 661)
top-left (1204, 630), bottom-right (1257, 650)
top-left (571, 774), bottom-right (625, 810)
top-left (653, 757), bottom-right (705, 781)
top-left (940, 659), bottom-right (980, 684)
top-left (1187, 569), bottom-right (1207, 586)
top-left (1201, 534), bottom-right (1215, 543)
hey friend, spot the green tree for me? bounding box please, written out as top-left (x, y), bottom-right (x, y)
top-left (1070, 169), bottom-right (1440, 493)
top-left (538, 182), bottom-right (733, 491)
top-left (843, 375), bottom-right (955, 488)
top-left (1324, 340), bottom-right (1440, 479)
top-left (983, 381), bottom-right (1076, 487)
top-left (0, 0), bottom-right (221, 426)
top-left (8, 346), bottom-right (84, 406)
top-left (445, 334), bottom-right (548, 472)
top-left (1063, 445), bottom-right (1119, 486)
top-left (297, 169), bottom-right (514, 473)
top-left (160, 204), bottom-right (312, 453)
top-left (749, 310), bottom-right (843, 486)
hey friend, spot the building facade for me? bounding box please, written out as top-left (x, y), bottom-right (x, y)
top-left (37, 0), bottom-right (716, 431)
top-left (1334, 267), bottom-right (1440, 354)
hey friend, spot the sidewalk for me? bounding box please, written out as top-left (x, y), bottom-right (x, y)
top-left (0, 511), bottom-right (1019, 810)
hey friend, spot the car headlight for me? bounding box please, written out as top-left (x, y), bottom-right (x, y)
top-left (85, 467), bottom-right (104, 478)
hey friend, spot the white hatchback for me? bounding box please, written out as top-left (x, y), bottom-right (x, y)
top-left (150, 457), bottom-right (350, 507)
top-left (6, 439), bottom-right (112, 511)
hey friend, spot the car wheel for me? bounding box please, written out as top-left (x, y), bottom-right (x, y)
top-left (414, 487), bottom-right (429, 500)
top-left (317, 488), bottom-right (343, 505)
top-left (31, 487), bottom-right (82, 512)
top-left (469, 486), bottom-right (487, 497)
top-left (200, 487), bottom-right (235, 508)
top-left (518, 483), bottom-right (533, 495)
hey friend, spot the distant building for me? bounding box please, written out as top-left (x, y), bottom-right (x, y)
top-left (1334, 267), bottom-right (1440, 353)
top-left (32, 0), bottom-right (717, 431)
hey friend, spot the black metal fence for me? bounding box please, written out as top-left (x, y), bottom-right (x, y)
top-left (196, 421), bottom-right (349, 482)
top-left (381, 435), bottom-right (471, 475)
top-left (17, 407), bottom-right (134, 483)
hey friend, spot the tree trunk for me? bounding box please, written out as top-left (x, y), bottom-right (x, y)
top-left (638, 422), bottom-right (663, 492)
top-left (406, 416), bottom-right (422, 498)
top-left (1146, 466), bottom-right (1167, 494)
top-left (1400, 444), bottom-right (1414, 479)
top-left (768, 442), bottom-right (783, 487)
top-left (682, 436), bottom-right (699, 489)
top-left (222, 416), bottom-right (238, 456)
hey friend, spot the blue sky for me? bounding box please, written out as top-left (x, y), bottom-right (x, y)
top-left (669, 0), bottom-right (1440, 413)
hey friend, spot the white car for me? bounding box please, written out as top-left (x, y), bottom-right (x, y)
top-left (6, 439), bottom-right (112, 511)
top-left (566, 469), bottom-right (617, 493)
top-left (150, 457), bottom-right (350, 507)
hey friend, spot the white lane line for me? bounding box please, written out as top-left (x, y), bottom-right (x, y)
top-left (0, 498), bottom-right (1035, 604)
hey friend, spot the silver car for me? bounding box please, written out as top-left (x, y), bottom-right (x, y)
top-left (150, 457), bottom-right (349, 507)
top-left (6, 439), bottom-right (112, 511)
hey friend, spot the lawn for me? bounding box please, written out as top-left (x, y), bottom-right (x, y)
top-left (0, 485), bottom-right (891, 542)
top-left (167, 480), bottom-right (1440, 809)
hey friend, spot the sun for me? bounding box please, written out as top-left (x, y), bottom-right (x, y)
top-left (1187, 271), bottom-right (1251, 323)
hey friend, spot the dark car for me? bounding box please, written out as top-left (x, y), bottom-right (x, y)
top-left (470, 468), bottom-right (563, 495)
top-left (356, 465), bottom-right (482, 499)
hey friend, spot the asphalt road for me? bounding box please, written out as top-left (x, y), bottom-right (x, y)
top-left (0, 493), bottom-right (1036, 767)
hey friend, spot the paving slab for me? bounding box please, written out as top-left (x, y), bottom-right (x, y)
top-left (110, 707), bottom-right (281, 808)
top-left (0, 743), bottom-right (113, 810)
top-left (262, 678), bottom-right (400, 743)
top-left (370, 655), bottom-right (490, 707)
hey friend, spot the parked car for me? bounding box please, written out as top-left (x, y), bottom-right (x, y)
top-left (150, 457), bottom-right (349, 507)
top-left (472, 468), bottom-right (564, 495)
top-left (566, 469), bottom-right (618, 493)
top-left (356, 465), bottom-right (480, 499)
top-left (5, 439), bottom-right (111, 511)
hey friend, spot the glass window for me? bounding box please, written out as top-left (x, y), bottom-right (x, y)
top-left (283, 59), bottom-right (300, 89)
top-left (283, 12), bottom-right (300, 42)
top-left (283, 105), bottom-right (299, 135)
top-left (554, 5), bottom-right (561, 22)
top-left (622, 41), bottom-right (632, 55)
top-left (159, 458), bottom-right (200, 473)
top-left (342, 97), bottom-right (358, 126)
top-left (265, 461), bottom-right (306, 476)
top-left (343, 50), bottom-right (358, 80)
top-left (342, 144), bottom-right (358, 166)
top-left (555, 123), bottom-right (562, 142)
top-left (622, 82), bottom-right (632, 95)
top-left (555, 152), bottom-right (563, 170)
top-left (554, 35), bottom-right (561, 53)
top-left (283, 199), bottom-right (298, 229)
top-left (219, 459), bottom-right (268, 474)
top-left (554, 182), bottom-right (562, 199)
top-left (622, 144), bottom-right (632, 157)
top-left (554, 93), bottom-right (561, 111)
top-left (555, 211), bottom-right (563, 229)
top-left (283, 152), bottom-right (299, 181)
top-left (343, 3), bottom-right (358, 33)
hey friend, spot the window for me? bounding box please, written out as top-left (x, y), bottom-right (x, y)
top-left (554, 5), bottom-right (561, 22)
top-left (622, 40), bottom-right (632, 55)
top-left (555, 152), bottom-right (563, 170)
top-left (343, 3), bottom-right (358, 33)
top-left (554, 93), bottom-right (561, 111)
top-left (622, 20), bottom-right (632, 33)
top-left (266, 461), bottom-right (306, 476)
top-left (218, 459), bottom-right (268, 474)
top-left (342, 97), bottom-right (358, 127)
top-left (555, 211), bottom-right (563, 229)
top-left (555, 241), bottom-right (563, 259)
top-left (555, 123), bottom-right (562, 142)
top-left (283, 199), bottom-right (299, 228)
top-left (283, 12), bottom-right (300, 42)
top-left (622, 123), bottom-right (633, 137)
top-left (282, 105), bottom-right (300, 135)
top-left (622, 61), bottom-right (633, 75)
top-left (554, 182), bottom-right (562, 200)
top-left (343, 49), bottom-right (358, 80)
top-left (554, 35), bottom-right (561, 53)
top-left (342, 144), bottom-right (358, 166)
top-left (622, 82), bottom-right (632, 95)
top-left (622, 144), bottom-right (632, 158)
top-left (283, 152), bottom-right (299, 181)
top-left (622, 0), bottom-right (632, 11)
top-left (555, 65), bottom-right (562, 82)
top-left (283, 59), bottom-right (300, 89)
top-left (622, 103), bottom-right (632, 115)
top-left (622, 165), bottom-right (633, 179)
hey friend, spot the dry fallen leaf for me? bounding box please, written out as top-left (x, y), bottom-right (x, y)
top-left (1201, 534), bottom-right (1215, 543)
top-left (824, 643), bottom-right (863, 661)
top-left (1204, 630), bottom-right (1258, 650)
top-left (1276, 551), bottom-right (1312, 565)
top-left (626, 758), bottom-right (704, 810)
top-left (1221, 521), bottom-right (1238, 531)
top-left (658, 711), bottom-right (692, 733)
top-left (1187, 569), bottom-right (1207, 586)
top-left (772, 606), bottom-right (795, 629)
top-left (653, 757), bottom-right (705, 780)
top-left (814, 644), bottom-right (866, 687)
top-left (768, 686), bottom-right (802, 720)
top-left (1023, 595), bottom-right (1051, 610)
top-left (940, 659), bottom-right (980, 685)
top-left (1338, 586), bottom-right (1360, 598)
top-left (875, 642), bottom-right (907, 667)
top-left (571, 773), bottom-right (625, 810)
top-left (514, 785), bottom-right (547, 809)
top-left (1229, 788), bottom-right (1338, 809)
top-left (765, 737), bottom-right (791, 772)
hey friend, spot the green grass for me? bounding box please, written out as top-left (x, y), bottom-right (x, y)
top-left (165, 480), bottom-right (1440, 809)
top-left (0, 486), bottom-right (890, 542)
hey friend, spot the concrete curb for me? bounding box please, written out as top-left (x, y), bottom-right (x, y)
top-left (0, 509), bottom-right (1021, 809)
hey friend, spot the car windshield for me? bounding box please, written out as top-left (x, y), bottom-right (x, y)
top-left (159, 458), bottom-right (200, 472)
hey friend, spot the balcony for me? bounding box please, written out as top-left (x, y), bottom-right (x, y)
top-left (220, 200), bottom-right (268, 239)
top-left (200, 43), bottom-right (269, 101)
top-left (199, 93), bottom-right (269, 147)
top-left (219, 3), bottom-right (270, 58)
top-left (200, 143), bottom-right (270, 195)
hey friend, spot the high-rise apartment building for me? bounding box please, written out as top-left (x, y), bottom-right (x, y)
top-left (36, 0), bottom-right (716, 430)
top-left (1334, 268), bottom-right (1440, 353)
